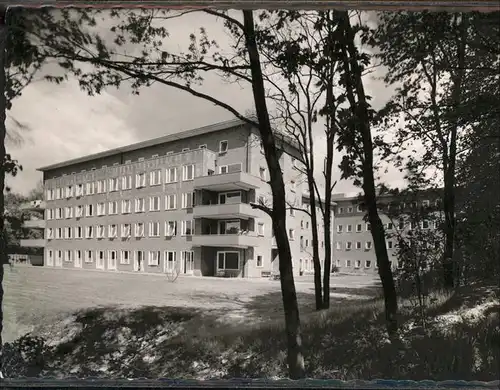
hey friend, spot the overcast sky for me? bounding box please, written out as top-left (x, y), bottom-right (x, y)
top-left (6, 10), bottom-right (407, 197)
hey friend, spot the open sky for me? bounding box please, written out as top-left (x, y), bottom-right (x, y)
top-left (6, 9), bottom-right (407, 196)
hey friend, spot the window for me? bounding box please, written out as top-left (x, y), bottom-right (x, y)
top-left (355, 241), bottom-right (361, 250)
top-left (338, 207), bottom-right (344, 214)
top-left (165, 194), bottom-right (177, 210)
top-left (136, 173), bottom-right (146, 188)
top-left (165, 251), bottom-right (176, 271)
top-left (122, 175), bottom-right (132, 190)
top-left (97, 202), bottom-right (106, 216)
top-left (300, 220), bottom-right (304, 229)
top-left (365, 260), bottom-right (372, 268)
top-left (149, 222), bottom-right (161, 237)
top-left (108, 201), bottom-right (118, 215)
top-left (410, 221), bottom-right (417, 230)
top-left (306, 221), bottom-right (309, 229)
top-left (217, 251), bottom-right (239, 270)
top-left (182, 164), bottom-right (194, 181)
top-left (97, 250), bottom-right (105, 268)
top-left (289, 208), bottom-right (295, 217)
top-left (85, 250), bottom-right (93, 263)
top-left (398, 219), bottom-right (405, 230)
top-left (356, 223), bottom-right (362, 232)
top-left (335, 242), bottom-right (342, 250)
top-left (46, 189), bottom-right (54, 201)
top-left (97, 180), bottom-right (106, 194)
top-left (64, 227), bottom-right (72, 239)
top-left (85, 204), bottom-right (94, 217)
top-left (109, 177), bottom-right (119, 192)
top-left (65, 250), bottom-right (73, 262)
top-left (121, 199), bottom-right (132, 214)
top-left (108, 224), bottom-right (118, 238)
top-left (165, 221), bottom-right (177, 236)
top-left (181, 192), bottom-right (195, 209)
top-left (347, 206), bottom-right (353, 213)
top-left (259, 167), bottom-right (267, 181)
top-left (337, 225), bottom-right (343, 233)
top-left (366, 223), bottom-right (371, 231)
top-left (55, 188), bottom-right (62, 199)
top-left (387, 240), bottom-right (393, 249)
top-left (288, 229), bottom-right (295, 240)
top-left (257, 222), bottom-right (265, 236)
top-left (47, 228), bottom-right (54, 240)
top-left (290, 180), bottom-right (296, 193)
top-left (219, 165), bottom-right (228, 174)
top-left (166, 167), bottom-right (178, 183)
top-left (76, 184), bottom-right (84, 197)
top-left (121, 223), bottom-right (131, 238)
top-left (387, 222), bottom-right (393, 230)
top-left (46, 209), bottom-right (53, 220)
top-left (85, 226), bottom-right (94, 238)
top-left (199, 144), bottom-right (207, 149)
top-left (150, 196), bottom-right (161, 211)
top-left (65, 186), bottom-right (73, 198)
top-left (149, 251), bottom-right (161, 266)
top-left (151, 154), bottom-right (159, 159)
top-left (347, 224), bottom-right (353, 233)
top-left (411, 201), bottom-right (418, 208)
top-left (219, 191), bottom-right (241, 205)
top-left (135, 222), bottom-right (145, 237)
top-left (135, 198), bottom-right (146, 213)
top-left (422, 220), bottom-right (429, 229)
top-left (55, 228), bottom-right (62, 239)
top-left (355, 260), bottom-right (361, 268)
top-left (356, 205), bottom-right (362, 212)
top-left (97, 225), bottom-right (106, 239)
top-left (55, 208), bottom-right (63, 219)
top-left (433, 220), bottom-right (439, 229)
top-left (150, 169), bottom-right (162, 186)
top-left (65, 206), bottom-right (73, 219)
top-left (365, 241), bottom-right (372, 250)
top-left (219, 140), bottom-right (228, 154)
top-left (166, 151), bottom-right (174, 155)
top-left (181, 220), bottom-right (193, 236)
top-left (120, 250), bottom-right (131, 264)
top-left (422, 200), bottom-right (430, 207)
top-left (346, 241), bottom-right (352, 250)
top-left (346, 260), bottom-right (352, 267)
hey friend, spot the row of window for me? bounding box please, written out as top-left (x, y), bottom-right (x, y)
top-left (46, 193), bottom-right (196, 220)
top-left (46, 165), bottom-right (196, 200)
top-left (335, 240), bottom-right (379, 251)
top-left (336, 199), bottom-right (440, 215)
top-left (47, 249), bottom-right (195, 269)
top-left (336, 259), bottom-right (401, 269)
top-left (47, 220), bottom-right (193, 239)
top-left (337, 220), bottom-right (438, 233)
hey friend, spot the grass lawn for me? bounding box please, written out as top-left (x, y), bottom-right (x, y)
top-left (3, 265), bottom-right (499, 381)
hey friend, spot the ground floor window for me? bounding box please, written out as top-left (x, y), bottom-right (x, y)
top-left (256, 255), bottom-right (263, 267)
top-left (217, 251), bottom-right (239, 271)
top-left (181, 251), bottom-right (194, 273)
top-left (165, 251), bottom-right (176, 271)
top-left (149, 251), bottom-right (160, 266)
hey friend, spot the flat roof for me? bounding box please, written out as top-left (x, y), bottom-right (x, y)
top-left (38, 117), bottom-right (253, 172)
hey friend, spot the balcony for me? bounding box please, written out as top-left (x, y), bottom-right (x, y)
top-left (191, 233), bottom-right (261, 248)
top-left (20, 200), bottom-right (46, 211)
top-left (194, 171), bottom-right (262, 192)
top-left (20, 239), bottom-right (46, 248)
top-left (193, 203), bottom-right (257, 220)
top-left (23, 219), bottom-right (46, 229)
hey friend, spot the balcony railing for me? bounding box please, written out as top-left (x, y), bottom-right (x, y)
top-left (20, 200), bottom-right (46, 211)
top-left (193, 171), bottom-right (262, 192)
top-left (23, 219), bottom-right (46, 229)
top-left (20, 239), bottom-right (46, 248)
top-left (193, 202), bottom-right (257, 219)
top-left (191, 233), bottom-right (261, 248)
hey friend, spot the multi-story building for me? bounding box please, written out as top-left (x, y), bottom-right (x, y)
top-left (332, 191), bottom-right (443, 274)
top-left (27, 118), bottom-right (333, 278)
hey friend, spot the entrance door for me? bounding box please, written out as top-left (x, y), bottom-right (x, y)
top-left (46, 250), bottom-right (54, 267)
top-left (96, 250), bottom-right (105, 270)
top-left (55, 251), bottom-right (63, 267)
top-left (164, 251), bottom-right (176, 273)
top-left (134, 250), bottom-right (144, 271)
top-left (74, 250), bottom-right (82, 268)
top-left (181, 251), bottom-right (194, 274)
top-left (107, 250), bottom-right (117, 270)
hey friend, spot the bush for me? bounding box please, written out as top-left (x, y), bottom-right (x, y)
top-left (2, 335), bottom-right (49, 378)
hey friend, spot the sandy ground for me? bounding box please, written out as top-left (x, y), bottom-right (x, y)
top-left (3, 264), bottom-right (380, 343)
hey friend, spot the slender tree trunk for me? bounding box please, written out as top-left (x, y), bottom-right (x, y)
top-left (307, 177), bottom-right (323, 310)
top-left (242, 10), bottom-right (305, 379)
top-left (340, 12), bottom-right (398, 336)
top-left (0, 6), bottom-right (7, 378)
top-left (442, 14), bottom-right (467, 289)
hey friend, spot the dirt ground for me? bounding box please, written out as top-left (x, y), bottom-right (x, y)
top-left (3, 264), bottom-right (380, 343)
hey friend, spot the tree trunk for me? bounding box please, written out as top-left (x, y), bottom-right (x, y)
top-left (340, 12), bottom-right (398, 336)
top-left (242, 10), bottom-right (305, 379)
top-left (442, 14), bottom-right (467, 289)
top-left (307, 177), bottom-right (323, 310)
top-left (0, 6), bottom-right (7, 377)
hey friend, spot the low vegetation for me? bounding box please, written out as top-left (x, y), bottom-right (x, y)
top-left (3, 283), bottom-right (498, 380)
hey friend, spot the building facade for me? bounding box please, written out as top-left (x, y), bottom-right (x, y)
top-left (27, 118), bottom-right (332, 278)
top-left (332, 191), bottom-right (443, 274)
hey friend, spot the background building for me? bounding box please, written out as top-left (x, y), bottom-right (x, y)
top-left (22, 118), bottom-right (334, 278)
